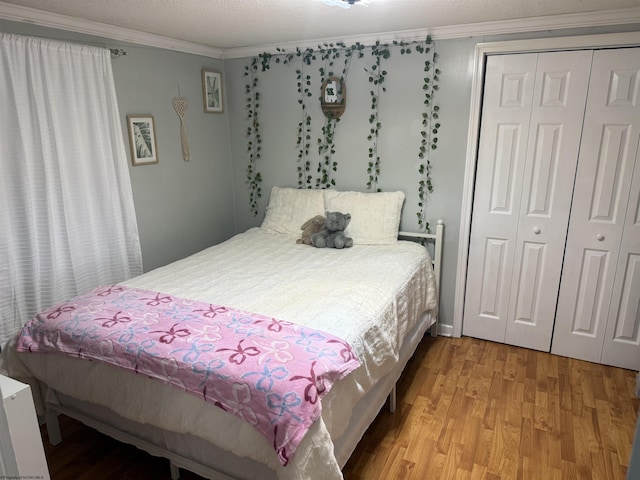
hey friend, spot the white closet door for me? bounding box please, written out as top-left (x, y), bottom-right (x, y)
top-left (504, 51), bottom-right (592, 350)
top-left (552, 48), bottom-right (640, 368)
top-left (463, 51), bottom-right (591, 349)
top-left (602, 144), bottom-right (640, 371)
top-left (463, 53), bottom-right (537, 344)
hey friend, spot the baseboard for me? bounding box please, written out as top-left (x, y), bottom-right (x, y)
top-left (437, 323), bottom-right (454, 337)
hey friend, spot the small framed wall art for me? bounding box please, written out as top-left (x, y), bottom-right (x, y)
top-left (127, 115), bottom-right (158, 166)
top-left (202, 70), bottom-right (223, 113)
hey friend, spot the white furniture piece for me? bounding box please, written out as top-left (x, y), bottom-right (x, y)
top-left (0, 374), bottom-right (50, 479)
top-left (463, 46), bottom-right (640, 370)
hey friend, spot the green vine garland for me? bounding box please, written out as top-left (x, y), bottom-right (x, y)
top-left (415, 36), bottom-right (440, 231)
top-left (314, 41), bottom-right (359, 189)
top-left (294, 48), bottom-right (315, 188)
top-left (365, 41), bottom-right (390, 191)
top-left (244, 57), bottom-right (262, 216)
top-left (244, 38), bottom-right (440, 227)
top-left (316, 43), bottom-right (340, 189)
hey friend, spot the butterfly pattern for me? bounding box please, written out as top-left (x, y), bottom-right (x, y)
top-left (16, 285), bottom-right (360, 466)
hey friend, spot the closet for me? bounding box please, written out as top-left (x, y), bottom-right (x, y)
top-left (463, 47), bottom-right (640, 371)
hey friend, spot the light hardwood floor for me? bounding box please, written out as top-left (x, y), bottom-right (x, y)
top-left (41, 336), bottom-right (639, 479)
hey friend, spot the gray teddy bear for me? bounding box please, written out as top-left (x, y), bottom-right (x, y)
top-left (311, 211), bottom-right (354, 249)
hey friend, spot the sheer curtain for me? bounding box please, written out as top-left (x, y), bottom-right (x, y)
top-left (0, 33), bottom-right (142, 346)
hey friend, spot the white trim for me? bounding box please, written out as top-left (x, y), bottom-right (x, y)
top-left (429, 7), bottom-right (640, 40)
top-left (436, 322), bottom-right (453, 338)
top-left (0, 1), bottom-right (639, 59)
top-left (223, 7), bottom-right (640, 59)
top-left (0, 1), bottom-right (223, 58)
top-left (452, 31), bottom-right (640, 339)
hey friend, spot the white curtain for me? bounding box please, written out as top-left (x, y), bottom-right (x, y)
top-left (0, 33), bottom-right (142, 346)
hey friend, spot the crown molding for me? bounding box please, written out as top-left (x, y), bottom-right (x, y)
top-left (1, 1), bottom-right (639, 60)
top-left (0, 1), bottom-right (224, 58)
top-left (222, 6), bottom-right (640, 58)
top-left (431, 5), bottom-right (640, 40)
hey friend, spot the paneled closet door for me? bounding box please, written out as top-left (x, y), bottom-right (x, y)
top-left (503, 51), bottom-right (592, 351)
top-left (552, 48), bottom-right (640, 370)
top-left (463, 53), bottom-right (537, 344)
top-left (463, 51), bottom-right (592, 350)
top-left (602, 144), bottom-right (640, 370)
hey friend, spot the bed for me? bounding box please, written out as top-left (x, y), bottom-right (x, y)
top-left (1, 187), bottom-right (443, 480)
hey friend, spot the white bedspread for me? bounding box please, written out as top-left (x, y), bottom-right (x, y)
top-left (3, 228), bottom-right (437, 480)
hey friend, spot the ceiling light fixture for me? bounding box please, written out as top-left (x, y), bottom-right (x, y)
top-left (321, 0), bottom-right (369, 9)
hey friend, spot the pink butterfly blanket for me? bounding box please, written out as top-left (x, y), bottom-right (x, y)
top-left (16, 285), bottom-right (360, 465)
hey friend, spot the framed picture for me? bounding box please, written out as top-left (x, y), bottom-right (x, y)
top-left (202, 70), bottom-right (223, 113)
top-left (127, 115), bottom-right (158, 166)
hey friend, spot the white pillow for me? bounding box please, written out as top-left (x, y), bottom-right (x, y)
top-left (324, 190), bottom-right (405, 245)
top-left (261, 187), bottom-right (325, 235)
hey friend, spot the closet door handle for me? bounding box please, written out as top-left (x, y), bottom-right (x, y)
top-left (596, 233), bottom-right (605, 241)
top-left (533, 227), bottom-right (541, 235)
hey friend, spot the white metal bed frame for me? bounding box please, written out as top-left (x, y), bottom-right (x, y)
top-left (44, 221), bottom-right (444, 480)
top-left (389, 220), bottom-right (444, 413)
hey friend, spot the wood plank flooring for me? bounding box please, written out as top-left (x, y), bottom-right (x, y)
top-left (40, 336), bottom-right (639, 480)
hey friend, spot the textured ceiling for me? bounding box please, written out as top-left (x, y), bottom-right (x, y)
top-left (1, 0), bottom-right (639, 51)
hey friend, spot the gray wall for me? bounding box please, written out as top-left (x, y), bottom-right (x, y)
top-left (0, 20), bottom-right (236, 273)
top-left (112, 47), bottom-right (235, 271)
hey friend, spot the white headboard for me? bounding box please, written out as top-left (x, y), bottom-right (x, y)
top-left (399, 219), bottom-right (444, 337)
